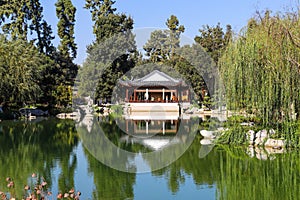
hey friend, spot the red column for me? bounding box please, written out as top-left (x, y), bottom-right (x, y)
top-left (134, 90), bottom-right (136, 102)
top-left (126, 89), bottom-right (128, 102)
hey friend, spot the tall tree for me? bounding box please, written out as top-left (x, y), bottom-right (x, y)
top-left (143, 30), bottom-right (169, 62)
top-left (55, 0), bottom-right (77, 59)
top-left (166, 15), bottom-right (185, 60)
top-left (143, 16), bottom-right (219, 104)
top-left (54, 0), bottom-right (78, 108)
top-left (194, 23), bottom-right (232, 64)
top-left (39, 20), bottom-right (55, 55)
top-left (0, 0), bottom-right (55, 54)
top-left (28, 0), bottom-right (43, 50)
top-left (143, 15), bottom-right (185, 62)
top-left (85, 0), bottom-right (133, 43)
top-left (80, 0), bottom-right (136, 102)
top-left (0, 0), bottom-right (31, 40)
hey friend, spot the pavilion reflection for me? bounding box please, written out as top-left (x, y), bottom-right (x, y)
top-left (123, 112), bottom-right (191, 136)
top-left (116, 112), bottom-right (195, 151)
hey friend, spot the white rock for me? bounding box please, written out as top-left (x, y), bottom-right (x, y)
top-left (246, 146), bottom-right (255, 158)
top-left (255, 148), bottom-right (268, 160)
top-left (240, 122), bottom-right (254, 126)
top-left (200, 130), bottom-right (216, 139)
top-left (265, 139), bottom-right (285, 149)
top-left (200, 139), bottom-right (213, 145)
top-left (260, 129), bottom-right (268, 139)
top-left (255, 131), bottom-right (261, 139)
top-left (217, 127), bottom-right (226, 132)
top-left (254, 137), bottom-right (263, 146)
top-left (265, 146), bottom-right (285, 154)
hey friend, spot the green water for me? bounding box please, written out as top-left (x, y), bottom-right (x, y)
top-left (0, 117), bottom-right (299, 200)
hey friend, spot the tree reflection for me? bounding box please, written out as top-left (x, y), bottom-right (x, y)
top-left (152, 137), bottom-right (300, 199)
top-left (0, 118), bottom-right (79, 198)
top-left (77, 116), bottom-right (136, 199)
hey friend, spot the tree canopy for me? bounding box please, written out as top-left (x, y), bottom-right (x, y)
top-left (78, 0), bottom-right (136, 102)
top-left (144, 15), bottom-right (185, 62)
top-left (56, 0), bottom-right (77, 59)
top-left (0, 35), bottom-right (48, 105)
top-left (0, 0), bottom-right (78, 110)
top-left (85, 0), bottom-right (133, 44)
top-left (195, 23), bottom-right (232, 64)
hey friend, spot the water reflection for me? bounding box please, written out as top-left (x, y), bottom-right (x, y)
top-left (77, 114), bottom-right (300, 199)
top-left (0, 118), bottom-right (78, 198)
top-left (0, 116), bottom-right (299, 200)
top-left (83, 147), bottom-right (136, 200)
top-left (77, 112), bottom-right (198, 173)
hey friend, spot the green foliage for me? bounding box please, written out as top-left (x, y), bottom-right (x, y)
top-left (38, 20), bottom-right (56, 55)
top-left (216, 125), bottom-right (248, 145)
top-left (79, 0), bottom-right (135, 101)
top-left (0, 0), bottom-right (31, 40)
top-left (0, 0), bottom-right (55, 54)
top-left (56, 0), bottom-right (77, 59)
top-left (0, 0), bottom-right (77, 111)
top-left (220, 10), bottom-right (300, 129)
top-left (52, 84), bottom-right (73, 108)
top-left (143, 15), bottom-right (185, 62)
top-left (226, 115), bottom-right (262, 125)
top-left (85, 0), bottom-right (133, 43)
top-left (142, 16), bottom-right (222, 103)
top-left (0, 35), bottom-right (43, 104)
top-left (195, 23), bottom-right (232, 64)
top-left (95, 52), bottom-right (135, 101)
top-left (143, 30), bottom-right (169, 62)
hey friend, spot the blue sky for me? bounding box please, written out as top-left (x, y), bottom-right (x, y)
top-left (41, 0), bottom-right (299, 64)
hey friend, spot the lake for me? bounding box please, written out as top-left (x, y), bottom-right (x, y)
top-left (0, 116), bottom-right (299, 200)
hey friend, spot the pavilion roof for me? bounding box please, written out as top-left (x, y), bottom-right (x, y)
top-left (119, 70), bottom-right (187, 87)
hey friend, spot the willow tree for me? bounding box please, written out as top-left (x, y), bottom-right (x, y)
top-left (0, 35), bottom-right (45, 105)
top-left (220, 10), bottom-right (300, 142)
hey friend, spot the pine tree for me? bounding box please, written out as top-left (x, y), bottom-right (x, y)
top-left (166, 15), bottom-right (185, 59)
top-left (54, 0), bottom-right (78, 108)
top-left (39, 20), bottom-right (55, 55)
top-left (28, 0), bottom-right (43, 50)
top-left (0, 0), bottom-right (31, 40)
top-left (194, 23), bottom-right (232, 64)
top-left (144, 15), bottom-right (185, 62)
top-left (85, 0), bottom-right (133, 43)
